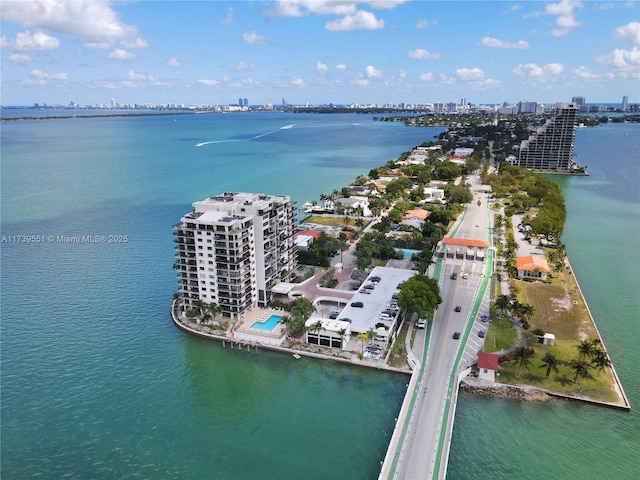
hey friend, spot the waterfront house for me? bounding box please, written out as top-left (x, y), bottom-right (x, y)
top-left (516, 255), bottom-right (550, 281)
top-left (477, 351), bottom-right (499, 382)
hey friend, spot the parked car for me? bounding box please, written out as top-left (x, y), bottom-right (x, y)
top-left (478, 330), bottom-right (486, 338)
top-left (351, 301), bottom-right (364, 308)
top-left (454, 306), bottom-right (461, 312)
top-left (480, 315), bottom-right (489, 322)
top-left (453, 332), bottom-right (461, 339)
top-left (329, 311), bottom-right (340, 319)
top-left (370, 276), bottom-right (381, 283)
top-left (416, 318), bottom-right (427, 329)
top-left (339, 318), bottom-right (352, 323)
top-left (359, 289), bottom-right (371, 294)
top-left (363, 284), bottom-right (375, 290)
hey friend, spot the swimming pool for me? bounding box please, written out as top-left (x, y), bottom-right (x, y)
top-left (250, 315), bottom-right (282, 331)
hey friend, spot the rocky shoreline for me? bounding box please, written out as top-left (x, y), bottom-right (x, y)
top-left (461, 376), bottom-right (551, 402)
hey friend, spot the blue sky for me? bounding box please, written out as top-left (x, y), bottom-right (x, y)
top-left (1, 1), bottom-right (638, 106)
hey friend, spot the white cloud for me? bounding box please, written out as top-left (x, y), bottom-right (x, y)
top-left (573, 66), bottom-right (602, 79)
top-left (352, 77), bottom-right (370, 86)
top-left (336, 63), bottom-right (347, 70)
top-left (243, 31), bottom-right (267, 44)
top-left (8, 31), bottom-right (60, 51)
top-left (325, 10), bottom-right (384, 31)
top-left (265, 0), bottom-right (407, 18)
top-left (408, 48), bottom-right (440, 60)
top-left (419, 72), bottom-right (433, 81)
top-left (120, 37), bottom-right (149, 49)
top-left (614, 21), bottom-right (640, 47)
top-left (317, 60), bottom-right (329, 73)
top-left (166, 58), bottom-right (182, 68)
top-left (22, 68), bottom-right (67, 85)
top-left (416, 19), bottom-right (436, 29)
top-left (8, 53), bottom-right (32, 64)
top-left (456, 68), bottom-right (485, 81)
top-left (513, 62), bottom-right (565, 79)
top-left (480, 37), bottom-right (530, 49)
top-left (197, 79), bottom-right (220, 86)
top-left (545, 0), bottom-right (583, 37)
top-left (108, 49), bottom-right (136, 60)
top-left (0, 0), bottom-right (144, 44)
top-left (290, 77), bottom-right (305, 87)
top-left (128, 70), bottom-right (149, 81)
top-left (221, 7), bottom-right (234, 26)
top-left (235, 61), bottom-right (256, 71)
top-left (596, 46), bottom-right (640, 75)
top-left (365, 65), bottom-right (383, 78)
top-left (439, 74), bottom-right (456, 85)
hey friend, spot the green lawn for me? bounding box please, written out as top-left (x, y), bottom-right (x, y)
top-left (306, 215), bottom-right (354, 227)
top-left (484, 314), bottom-right (518, 353)
top-left (497, 343), bottom-right (619, 403)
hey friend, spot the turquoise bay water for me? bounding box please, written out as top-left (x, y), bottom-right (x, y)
top-left (1, 113), bottom-right (638, 479)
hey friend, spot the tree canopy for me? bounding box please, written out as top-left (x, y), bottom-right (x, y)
top-left (397, 274), bottom-right (442, 319)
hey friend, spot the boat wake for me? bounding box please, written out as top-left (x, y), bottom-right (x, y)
top-left (196, 124), bottom-right (295, 147)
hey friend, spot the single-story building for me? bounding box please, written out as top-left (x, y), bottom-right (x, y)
top-left (516, 255), bottom-right (550, 281)
top-left (422, 187), bottom-right (445, 202)
top-left (442, 237), bottom-right (490, 261)
top-left (404, 208), bottom-right (429, 221)
top-left (305, 317), bottom-right (352, 349)
top-left (477, 351), bottom-right (499, 382)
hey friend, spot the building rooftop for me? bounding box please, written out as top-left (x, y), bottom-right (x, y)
top-left (478, 351), bottom-right (499, 371)
top-left (516, 255), bottom-right (550, 272)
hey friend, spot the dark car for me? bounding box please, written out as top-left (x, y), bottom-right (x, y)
top-left (450, 272), bottom-right (458, 280)
top-left (375, 322), bottom-right (388, 329)
top-left (480, 315), bottom-right (489, 322)
top-left (329, 311), bottom-right (340, 319)
top-left (351, 301), bottom-right (364, 308)
top-left (453, 332), bottom-right (461, 340)
top-left (478, 330), bottom-right (486, 338)
top-left (339, 318), bottom-right (352, 323)
top-left (370, 276), bottom-right (381, 283)
top-left (454, 306), bottom-right (461, 312)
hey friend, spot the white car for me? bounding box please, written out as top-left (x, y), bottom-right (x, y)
top-left (416, 318), bottom-right (427, 329)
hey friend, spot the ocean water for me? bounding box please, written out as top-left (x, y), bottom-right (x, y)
top-left (1, 113), bottom-right (638, 479)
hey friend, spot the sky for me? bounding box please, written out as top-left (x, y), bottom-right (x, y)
top-left (1, 0), bottom-right (639, 107)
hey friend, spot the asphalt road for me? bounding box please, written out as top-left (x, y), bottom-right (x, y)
top-left (392, 175), bottom-right (493, 480)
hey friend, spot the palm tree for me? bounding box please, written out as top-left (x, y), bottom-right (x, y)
top-left (519, 303), bottom-right (535, 323)
top-left (337, 328), bottom-right (347, 349)
top-left (366, 327), bottom-right (376, 345)
top-left (495, 295), bottom-right (511, 318)
top-left (357, 332), bottom-right (368, 355)
top-left (569, 359), bottom-right (594, 384)
top-left (591, 349), bottom-right (611, 377)
top-left (307, 320), bottom-right (323, 345)
top-left (539, 352), bottom-right (560, 380)
top-left (193, 299), bottom-right (207, 319)
top-left (355, 217), bottom-right (365, 230)
top-left (576, 339), bottom-right (597, 361)
top-left (513, 346), bottom-right (531, 378)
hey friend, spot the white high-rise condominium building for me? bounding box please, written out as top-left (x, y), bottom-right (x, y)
top-left (174, 192), bottom-right (297, 318)
top-left (518, 102), bottom-right (578, 171)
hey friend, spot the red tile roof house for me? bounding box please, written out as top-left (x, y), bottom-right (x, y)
top-left (516, 255), bottom-right (550, 281)
top-left (477, 351), bottom-right (499, 382)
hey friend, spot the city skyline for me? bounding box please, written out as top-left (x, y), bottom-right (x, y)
top-left (1, 1), bottom-right (639, 106)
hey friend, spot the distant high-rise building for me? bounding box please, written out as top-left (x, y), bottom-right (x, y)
top-left (518, 102), bottom-right (578, 171)
top-left (282, 98), bottom-right (287, 107)
top-left (174, 192), bottom-right (297, 319)
top-left (243, 98), bottom-right (248, 107)
top-left (238, 97), bottom-right (243, 107)
top-left (571, 96), bottom-right (586, 107)
top-left (461, 97), bottom-right (466, 106)
top-left (517, 101), bottom-right (540, 114)
top-left (622, 95), bottom-right (628, 111)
